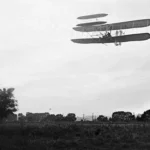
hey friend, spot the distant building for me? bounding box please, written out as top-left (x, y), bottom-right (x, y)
top-left (5, 114), bottom-right (17, 122)
top-left (26, 112), bottom-right (49, 122)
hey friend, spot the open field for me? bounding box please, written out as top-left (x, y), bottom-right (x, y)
top-left (0, 122), bottom-right (150, 150)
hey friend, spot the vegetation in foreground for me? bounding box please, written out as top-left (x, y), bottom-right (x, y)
top-left (0, 123), bottom-right (150, 150)
top-left (1, 88), bottom-right (150, 150)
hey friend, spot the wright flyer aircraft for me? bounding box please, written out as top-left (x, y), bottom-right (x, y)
top-left (71, 13), bottom-right (150, 46)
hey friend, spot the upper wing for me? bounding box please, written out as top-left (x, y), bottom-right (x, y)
top-left (73, 19), bottom-right (150, 32)
top-left (77, 13), bottom-right (108, 20)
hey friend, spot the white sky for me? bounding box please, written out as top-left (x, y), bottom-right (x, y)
top-left (0, 0), bottom-right (150, 117)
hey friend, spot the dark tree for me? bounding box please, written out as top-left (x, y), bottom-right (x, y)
top-left (0, 88), bottom-right (18, 122)
top-left (65, 113), bottom-right (76, 121)
top-left (141, 109), bottom-right (150, 121)
top-left (136, 114), bottom-right (143, 121)
top-left (97, 115), bottom-right (108, 122)
top-left (55, 114), bottom-right (64, 121)
top-left (112, 111), bottom-right (133, 122)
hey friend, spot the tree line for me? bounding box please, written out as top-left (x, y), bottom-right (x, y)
top-left (0, 88), bottom-right (150, 123)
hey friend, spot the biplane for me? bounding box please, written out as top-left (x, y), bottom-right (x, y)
top-left (71, 13), bottom-right (150, 46)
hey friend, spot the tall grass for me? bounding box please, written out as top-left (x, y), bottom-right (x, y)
top-left (0, 122), bottom-right (150, 150)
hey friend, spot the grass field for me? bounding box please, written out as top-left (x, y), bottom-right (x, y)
top-left (0, 122), bottom-right (150, 150)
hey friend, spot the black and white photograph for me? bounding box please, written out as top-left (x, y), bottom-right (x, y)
top-left (0, 0), bottom-right (150, 149)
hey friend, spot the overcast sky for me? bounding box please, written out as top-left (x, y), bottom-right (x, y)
top-left (0, 0), bottom-right (150, 117)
